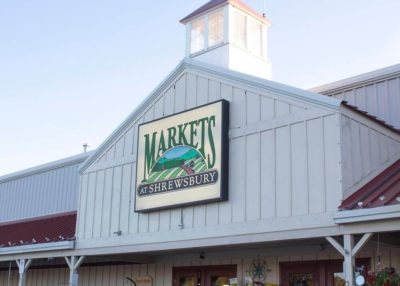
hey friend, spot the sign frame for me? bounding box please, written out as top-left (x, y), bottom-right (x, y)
top-left (134, 99), bottom-right (229, 212)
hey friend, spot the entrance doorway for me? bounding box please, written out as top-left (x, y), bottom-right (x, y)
top-left (280, 258), bottom-right (370, 286)
top-left (173, 265), bottom-right (237, 286)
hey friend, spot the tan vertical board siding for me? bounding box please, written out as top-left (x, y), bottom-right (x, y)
top-left (77, 69), bottom-right (344, 246)
top-left (291, 122), bottom-right (308, 216)
top-left (307, 119), bottom-right (325, 214)
top-left (323, 115), bottom-right (342, 211)
top-left (275, 126), bottom-right (291, 217)
top-left (340, 114), bottom-right (400, 197)
top-left (260, 129), bottom-right (275, 218)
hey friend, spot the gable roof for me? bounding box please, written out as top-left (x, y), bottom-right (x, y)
top-left (180, 0), bottom-right (271, 25)
top-left (79, 58), bottom-right (342, 173)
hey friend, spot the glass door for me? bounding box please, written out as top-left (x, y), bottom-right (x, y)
top-left (173, 265), bottom-right (236, 286)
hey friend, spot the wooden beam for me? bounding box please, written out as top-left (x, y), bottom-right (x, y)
top-left (65, 256), bottom-right (85, 286)
top-left (352, 233), bottom-right (372, 257)
top-left (325, 236), bottom-right (345, 257)
top-left (16, 259), bottom-right (33, 286)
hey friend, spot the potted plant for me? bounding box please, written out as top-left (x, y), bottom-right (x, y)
top-left (366, 268), bottom-right (400, 286)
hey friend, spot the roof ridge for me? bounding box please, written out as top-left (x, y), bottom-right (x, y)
top-left (180, 0), bottom-right (270, 25)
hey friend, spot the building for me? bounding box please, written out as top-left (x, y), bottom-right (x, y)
top-left (1, 0), bottom-right (399, 285)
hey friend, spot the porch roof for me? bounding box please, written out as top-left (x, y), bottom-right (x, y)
top-left (339, 159), bottom-right (400, 210)
top-left (0, 211), bottom-right (76, 248)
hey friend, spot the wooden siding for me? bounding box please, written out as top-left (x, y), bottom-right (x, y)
top-left (340, 114), bottom-right (400, 198)
top-left (77, 69), bottom-right (343, 246)
top-left (0, 159), bottom-right (85, 223)
top-left (0, 244), bottom-right (398, 286)
top-left (324, 75), bottom-right (400, 129)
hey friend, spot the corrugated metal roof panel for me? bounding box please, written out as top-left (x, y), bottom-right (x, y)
top-left (339, 159), bottom-right (400, 210)
top-left (0, 152), bottom-right (93, 223)
top-left (0, 212), bottom-right (76, 248)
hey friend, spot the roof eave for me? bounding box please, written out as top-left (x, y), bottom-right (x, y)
top-left (0, 240), bottom-right (75, 256)
top-left (310, 63), bottom-right (400, 94)
top-left (334, 205), bottom-right (400, 224)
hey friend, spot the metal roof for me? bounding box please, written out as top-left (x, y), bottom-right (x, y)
top-left (0, 152), bottom-right (94, 223)
top-left (310, 63), bottom-right (400, 94)
top-left (339, 159), bottom-right (400, 210)
top-left (0, 151), bottom-right (94, 183)
top-left (0, 211), bottom-right (76, 248)
top-left (180, 0), bottom-right (271, 25)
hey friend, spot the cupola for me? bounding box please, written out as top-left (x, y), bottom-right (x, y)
top-left (180, 0), bottom-right (272, 80)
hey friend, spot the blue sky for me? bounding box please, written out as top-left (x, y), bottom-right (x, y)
top-left (1, 0), bottom-right (400, 175)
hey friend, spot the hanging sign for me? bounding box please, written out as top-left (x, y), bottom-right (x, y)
top-left (135, 100), bottom-right (229, 212)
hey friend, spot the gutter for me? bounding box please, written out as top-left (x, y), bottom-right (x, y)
top-left (334, 204), bottom-right (400, 224)
top-left (0, 241), bottom-right (74, 256)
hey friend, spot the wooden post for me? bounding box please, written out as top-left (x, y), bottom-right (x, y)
top-left (16, 259), bottom-right (33, 286)
top-left (343, 234), bottom-right (355, 285)
top-left (65, 256), bottom-right (85, 286)
top-left (326, 233), bottom-right (372, 286)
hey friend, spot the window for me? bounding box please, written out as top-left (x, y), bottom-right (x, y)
top-left (191, 18), bottom-right (205, 53)
top-left (208, 11), bottom-right (224, 47)
top-left (233, 10), bottom-right (247, 48)
top-left (248, 19), bottom-right (262, 57)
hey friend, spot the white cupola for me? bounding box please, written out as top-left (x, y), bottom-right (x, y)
top-left (180, 0), bottom-right (272, 80)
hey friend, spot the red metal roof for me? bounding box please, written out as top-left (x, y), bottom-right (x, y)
top-left (0, 211), bottom-right (76, 248)
top-left (340, 160), bottom-right (400, 210)
top-left (180, 0), bottom-right (271, 25)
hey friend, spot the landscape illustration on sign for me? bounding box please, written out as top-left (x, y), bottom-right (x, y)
top-left (137, 144), bottom-right (218, 197)
top-left (146, 146), bottom-right (207, 182)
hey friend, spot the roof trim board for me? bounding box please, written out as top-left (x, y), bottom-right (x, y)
top-left (0, 240), bottom-right (74, 255)
top-left (341, 102), bottom-right (400, 136)
top-left (310, 63), bottom-right (400, 94)
top-left (0, 151), bottom-right (93, 184)
top-left (334, 204), bottom-right (400, 224)
top-left (78, 58), bottom-right (342, 173)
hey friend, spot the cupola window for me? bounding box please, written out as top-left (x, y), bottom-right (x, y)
top-left (233, 9), bottom-right (263, 57)
top-left (191, 18), bottom-right (205, 53)
top-left (233, 10), bottom-right (247, 49)
top-left (248, 18), bottom-right (263, 57)
top-left (208, 10), bottom-right (224, 47)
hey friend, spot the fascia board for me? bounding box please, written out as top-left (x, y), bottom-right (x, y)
top-left (0, 151), bottom-right (94, 184)
top-left (0, 241), bottom-right (74, 256)
top-left (310, 63), bottom-right (400, 94)
top-left (334, 205), bottom-right (400, 224)
top-left (183, 59), bottom-right (342, 110)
